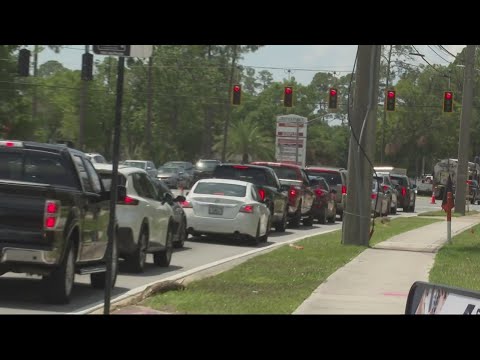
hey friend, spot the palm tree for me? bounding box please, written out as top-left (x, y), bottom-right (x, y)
top-left (214, 120), bottom-right (274, 163)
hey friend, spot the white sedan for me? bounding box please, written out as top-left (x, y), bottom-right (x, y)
top-left (182, 179), bottom-right (271, 245)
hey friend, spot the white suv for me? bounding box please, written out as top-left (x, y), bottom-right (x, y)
top-left (85, 153), bottom-right (107, 164)
top-left (94, 164), bottom-right (175, 273)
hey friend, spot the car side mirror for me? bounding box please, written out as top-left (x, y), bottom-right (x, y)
top-left (162, 192), bottom-right (174, 205)
top-left (117, 185), bottom-right (127, 202)
top-left (175, 195), bottom-right (186, 202)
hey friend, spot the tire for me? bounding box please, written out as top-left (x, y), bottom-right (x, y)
top-left (391, 204), bottom-right (397, 215)
top-left (289, 203), bottom-right (302, 228)
top-left (259, 215), bottom-right (271, 243)
top-left (274, 206), bottom-right (287, 232)
top-left (318, 209), bottom-right (327, 224)
top-left (91, 232), bottom-right (119, 289)
top-left (328, 212), bottom-right (335, 223)
top-left (43, 241), bottom-right (76, 304)
top-left (303, 214), bottom-right (314, 226)
top-left (125, 227), bottom-right (148, 273)
top-left (250, 221), bottom-right (261, 246)
top-left (173, 218), bottom-right (186, 249)
top-left (153, 225), bottom-right (173, 267)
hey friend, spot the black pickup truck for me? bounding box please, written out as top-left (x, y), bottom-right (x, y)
top-left (0, 140), bottom-right (123, 304)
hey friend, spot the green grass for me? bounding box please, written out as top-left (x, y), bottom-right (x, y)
top-left (419, 210), bottom-right (479, 217)
top-left (429, 223), bottom-right (480, 292)
top-left (144, 217), bottom-right (444, 314)
top-left (369, 217), bottom-right (443, 247)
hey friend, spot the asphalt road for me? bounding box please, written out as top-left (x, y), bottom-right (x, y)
top-left (0, 194), bottom-right (469, 314)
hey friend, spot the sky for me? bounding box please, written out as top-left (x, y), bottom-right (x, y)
top-left (37, 45), bottom-right (467, 85)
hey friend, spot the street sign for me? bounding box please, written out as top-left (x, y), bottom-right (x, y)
top-left (93, 45), bottom-right (153, 58)
top-left (275, 115), bottom-right (307, 167)
top-left (93, 45), bottom-right (131, 56)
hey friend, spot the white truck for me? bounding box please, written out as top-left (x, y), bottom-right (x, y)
top-left (432, 159), bottom-right (480, 201)
top-left (415, 174), bottom-right (433, 195)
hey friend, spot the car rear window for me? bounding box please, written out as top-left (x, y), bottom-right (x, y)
top-left (0, 150), bottom-right (77, 188)
top-left (390, 176), bottom-right (408, 186)
top-left (98, 173), bottom-right (127, 190)
top-left (270, 166), bottom-right (298, 180)
top-left (124, 161), bottom-right (146, 169)
top-left (194, 182), bottom-right (246, 197)
top-left (214, 166), bottom-right (268, 186)
top-left (305, 170), bottom-right (342, 186)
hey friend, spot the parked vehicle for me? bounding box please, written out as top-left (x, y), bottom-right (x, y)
top-left (433, 159), bottom-right (480, 200)
top-left (0, 140), bottom-right (122, 304)
top-left (94, 164), bottom-right (175, 273)
top-left (304, 166), bottom-right (347, 220)
top-left (152, 178), bottom-right (187, 248)
top-left (123, 160), bottom-right (158, 178)
top-left (183, 179), bottom-right (271, 245)
top-left (308, 175), bottom-right (336, 224)
top-left (251, 162), bottom-right (315, 227)
top-left (371, 179), bottom-right (389, 216)
top-left (374, 173), bottom-right (398, 214)
top-left (468, 179), bottom-right (479, 205)
top-left (193, 159), bottom-right (221, 185)
top-left (85, 152), bottom-right (107, 164)
top-left (163, 161), bottom-right (194, 184)
top-left (390, 173), bottom-right (416, 212)
top-left (213, 164), bottom-right (288, 232)
top-left (415, 174), bottom-right (433, 195)
top-left (157, 165), bottom-right (189, 189)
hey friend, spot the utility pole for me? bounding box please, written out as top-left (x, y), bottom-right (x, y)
top-left (455, 44), bottom-right (476, 215)
top-left (221, 45), bottom-right (238, 163)
top-left (342, 45), bottom-right (381, 246)
top-left (79, 45), bottom-right (89, 151)
top-left (381, 45), bottom-right (392, 165)
top-left (145, 53), bottom-right (153, 159)
top-left (295, 117), bottom-right (300, 165)
top-left (32, 45), bottom-right (39, 126)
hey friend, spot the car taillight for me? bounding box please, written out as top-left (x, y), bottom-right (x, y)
top-left (314, 189), bottom-right (325, 197)
top-left (258, 188), bottom-right (266, 201)
top-left (401, 187), bottom-right (407, 196)
top-left (0, 140), bottom-right (23, 147)
top-left (289, 187), bottom-right (297, 198)
top-left (44, 200), bottom-right (60, 230)
top-left (233, 165), bottom-right (249, 169)
top-left (371, 193), bottom-right (377, 199)
top-left (467, 180), bottom-right (473, 185)
top-left (181, 200), bottom-right (192, 208)
top-left (383, 185), bottom-right (389, 192)
top-left (341, 185), bottom-right (347, 195)
top-left (120, 196), bottom-right (139, 205)
top-left (240, 204), bottom-right (254, 213)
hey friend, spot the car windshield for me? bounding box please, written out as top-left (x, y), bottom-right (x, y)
top-left (124, 161), bottom-right (146, 169)
top-left (271, 166), bottom-right (298, 180)
top-left (194, 182), bottom-right (247, 197)
top-left (305, 170), bottom-right (341, 186)
top-left (196, 161), bottom-right (219, 171)
top-left (159, 167), bottom-right (182, 174)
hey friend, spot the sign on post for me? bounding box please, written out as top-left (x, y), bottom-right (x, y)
top-left (275, 115), bottom-right (307, 167)
top-left (93, 45), bottom-right (153, 58)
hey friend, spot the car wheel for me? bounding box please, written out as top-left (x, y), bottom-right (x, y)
top-left (250, 221), bottom-right (261, 246)
top-left (43, 241), bottom-right (76, 304)
top-left (91, 231), bottom-right (118, 289)
top-left (259, 215), bottom-right (271, 243)
top-left (289, 203), bottom-right (302, 228)
top-left (275, 206), bottom-right (287, 232)
top-left (303, 214), bottom-right (314, 226)
top-left (125, 227), bottom-right (148, 273)
top-left (173, 218), bottom-right (186, 249)
top-left (318, 208), bottom-right (327, 224)
top-left (153, 225), bottom-right (173, 267)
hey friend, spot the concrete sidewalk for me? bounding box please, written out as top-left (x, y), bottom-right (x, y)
top-left (293, 214), bottom-right (480, 314)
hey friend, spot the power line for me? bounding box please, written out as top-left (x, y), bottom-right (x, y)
top-left (427, 45), bottom-right (451, 64)
top-left (411, 45), bottom-right (448, 77)
top-left (439, 45), bottom-right (460, 60)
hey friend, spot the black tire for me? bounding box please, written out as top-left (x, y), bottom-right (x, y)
top-left (251, 221), bottom-right (261, 246)
top-left (173, 218), bottom-right (186, 249)
top-left (90, 232), bottom-right (119, 289)
top-left (391, 204), bottom-right (397, 215)
top-left (125, 227), bottom-right (148, 273)
top-left (303, 214), bottom-right (314, 226)
top-left (328, 212), bottom-right (335, 223)
top-left (318, 208), bottom-right (327, 224)
top-left (43, 241), bottom-right (76, 304)
top-left (338, 210), bottom-right (343, 221)
top-left (274, 206), bottom-right (287, 232)
top-left (259, 215), bottom-right (271, 243)
top-left (289, 203), bottom-right (302, 228)
top-left (153, 225), bottom-right (173, 267)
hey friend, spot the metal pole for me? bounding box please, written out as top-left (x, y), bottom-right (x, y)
top-left (145, 55), bottom-right (153, 159)
top-left (447, 191), bottom-right (453, 243)
top-left (79, 45), bottom-right (89, 151)
top-left (342, 45), bottom-right (381, 246)
top-left (295, 117), bottom-right (300, 165)
top-left (32, 45), bottom-right (38, 127)
top-left (455, 45), bottom-right (475, 215)
top-left (381, 45), bottom-right (392, 165)
top-left (221, 45), bottom-right (238, 163)
top-left (104, 56), bottom-right (125, 315)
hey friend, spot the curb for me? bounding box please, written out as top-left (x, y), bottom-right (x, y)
top-left (74, 227), bottom-right (341, 314)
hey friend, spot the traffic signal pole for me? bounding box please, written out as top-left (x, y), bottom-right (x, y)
top-left (455, 44), bottom-right (476, 215)
top-left (342, 45), bottom-right (381, 246)
top-left (79, 45), bottom-right (90, 151)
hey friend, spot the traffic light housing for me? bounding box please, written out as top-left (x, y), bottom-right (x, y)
top-left (328, 88), bottom-right (338, 109)
top-left (18, 49), bottom-right (31, 77)
top-left (232, 84), bottom-right (241, 105)
top-left (385, 90), bottom-right (396, 111)
top-left (443, 91), bottom-right (453, 112)
top-left (81, 53), bottom-right (94, 81)
top-left (284, 86), bottom-right (293, 107)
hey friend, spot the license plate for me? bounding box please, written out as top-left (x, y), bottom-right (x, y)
top-left (208, 205), bottom-right (223, 215)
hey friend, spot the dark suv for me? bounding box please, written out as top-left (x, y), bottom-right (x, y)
top-left (193, 159), bottom-right (221, 185)
top-left (305, 166), bottom-right (347, 220)
top-left (213, 164), bottom-right (288, 232)
top-left (390, 173), bottom-right (416, 212)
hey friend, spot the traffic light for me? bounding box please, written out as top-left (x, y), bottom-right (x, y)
top-left (232, 84), bottom-right (241, 105)
top-left (443, 91), bottom-right (453, 112)
top-left (81, 53), bottom-right (94, 81)
top-left (284, 86), bottom-right (293, 107)
top-left (385, 90), bottom-right (396, 111)
top-left (328, 88), bottom-right (338, 109)
top-left (18, 49), bottom-right (31, 77)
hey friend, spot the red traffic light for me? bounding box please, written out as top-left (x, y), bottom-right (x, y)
top-left (285, 87), bottom-right (293, 95)
top-left (445, 91), bottom-right (452, 100)
top-left (233, 85), bottom-right (241, 92)
top-left (387, 91), bottom-right (395, 99)
top-left (330, 89), bottom-right (337, 96)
